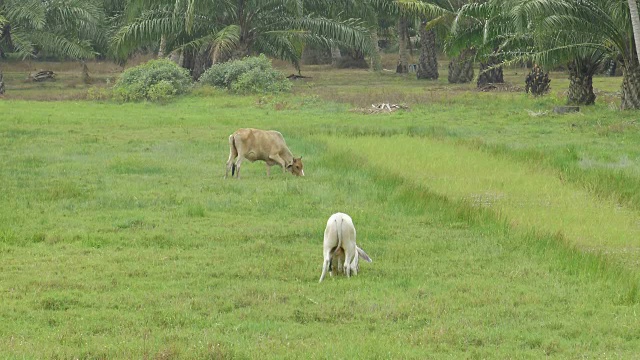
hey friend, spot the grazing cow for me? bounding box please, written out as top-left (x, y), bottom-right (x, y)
top-left (319, 212), bottom-right (372, 283)
top-left (225, 128), bottom-right (304, 179)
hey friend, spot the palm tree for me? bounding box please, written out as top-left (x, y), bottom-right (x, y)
top-left (532, 25), bottom-right (607, 105)
top-left (396, 14), bottom-right (410, 73)
top-left (413, 0), bottom-right (469, 82)
top-left (450, 0), bottom-right (629, 106)
top-left (521, 0), bottom-right (640, 109)
top-left (0, 0), bottom-right (102, 60)
top-left (416, 18), bottom-right (438, 79)
top-left (447, 47), bottom-right (475, 83)
top-left (114, 0), bottom-right (373, 77)
top-left (514, 0), bottom-right (607, 105)
top-left (303, 0), bottom-right (382, 69)
top-left (453, 1), bottom-right (510, 88)
top-left (0, 0), bottom-right (104, 91)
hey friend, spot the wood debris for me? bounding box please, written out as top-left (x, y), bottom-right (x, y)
top-left (28, 70), bottom-right (56, 82)
top-left (286, 74), bottom-right (311, 80)
top-left (352, 103), bottom-right (409, 114)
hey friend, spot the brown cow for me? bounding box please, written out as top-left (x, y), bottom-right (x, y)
top-left (225, 128), bottom-right (304, 179)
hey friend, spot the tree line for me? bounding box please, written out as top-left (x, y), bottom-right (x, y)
top-left (2, 0), bottom-right (640, 109)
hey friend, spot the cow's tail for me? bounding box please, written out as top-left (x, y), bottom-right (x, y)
top-left (228, 134), bottom-right (238, 176)
top-left (357, 246), bottom-right (372, 263)
top-left (335, 217), bottom-right (342, 256)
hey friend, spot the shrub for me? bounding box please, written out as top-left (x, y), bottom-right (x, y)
top-left (86, 86), bottom-right (110, 101)
top-left (199, 54), bottom-right (291, 94)
top-left (231, 67), bottom-right (292, 94)
top-left (147, 80), bottom-right (177, 102)
top-left (113, 59), bottom-right (192, 102)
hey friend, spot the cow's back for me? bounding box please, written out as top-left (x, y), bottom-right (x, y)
top-left (233, 128), bottom-right (286, 161)
top-left (327, 212), bottom-right (356, 245)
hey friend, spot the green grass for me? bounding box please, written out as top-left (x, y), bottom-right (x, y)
top-left (325, 136), bottom-right (640, 252)
top-left (2, 63), bottom-right (640, 358)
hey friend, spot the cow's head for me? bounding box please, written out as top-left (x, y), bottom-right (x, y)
top-left (287, 157), bottom-right (304, 176)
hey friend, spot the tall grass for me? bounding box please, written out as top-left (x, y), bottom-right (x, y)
top-left (2, 67), bottom-right (640, 358)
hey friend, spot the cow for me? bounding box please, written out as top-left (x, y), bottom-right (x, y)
top-left (319, 212), bottom-right (372, 283)
top-left (225, 128), bottom-right (304, 179)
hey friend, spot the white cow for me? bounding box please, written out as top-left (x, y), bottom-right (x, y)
top-left (319, 212), bottom-right (372, 283)
top-left (225, 128), bottom-right (304, 179)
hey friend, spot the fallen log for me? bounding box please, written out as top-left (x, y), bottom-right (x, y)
top-left (286, 74), bottom-right (312, 80)
top-left (29, 70), bottom-right (56, 82)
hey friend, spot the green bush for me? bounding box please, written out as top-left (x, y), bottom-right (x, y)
top-left (147, 80), bottom-right (177, 102)
top-left (231, 67), bottom-right (292, 94)
top-left (113, 59), bottom-right (192, 102)
top-left (199, 54), bottom-right (291, 94)
top-left (86, 86), bottom-right (110, 101)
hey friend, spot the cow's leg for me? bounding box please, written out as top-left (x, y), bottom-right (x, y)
top-left (349, 250), bottom-right (359, 276)
top-left (232, 142), bottom-right (247, 179)
top-left (319, 248), bottom-right (332, 283)
top-left (266, 163), bottom-right (272, 177)
top-left (234, 157), bottom-right (244, 179)
top-left (268, 154), bottom-right (287, 173)
top-left (337, 260), bottom-right (344, 274)
top-left (333, 247), bottom-right (345, 275)
top-left (344, 244), bottom-right (357, 278)
top-left (343, 257), bottom-right (350, 277)
top-left (225, 135), bottom-right (238, 178)
top-left (320, 221), bottom-right (339, 283)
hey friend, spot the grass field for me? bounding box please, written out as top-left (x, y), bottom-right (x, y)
top-left (1, 58), bottom-right (640, 358)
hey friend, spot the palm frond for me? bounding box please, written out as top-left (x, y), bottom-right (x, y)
top-left (2, 25), bottom-right (35, 59)
top-left (209, 24), bottom-right (240, 58)
top-left (397, 0), bottom-right (451, 19)
top-left (5, 0), bottom-right (46, 30)
top-left (112, 12), bottom-right (182, 55)
top-left (30, 30), bottom-right (96, 59)
top-left (284, 16), bottom-right (373, 56)
top-left (254, 32), bottom-right (302, 70)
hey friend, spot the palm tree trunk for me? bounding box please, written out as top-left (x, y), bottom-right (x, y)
top-left (416, 19), bottom-right (438, 80)
top-left (621, 61), bottom-right (640, 109)
top-left (370, 30), bottom-right (382, 72)
top-left (330, 45), bottom-right (342, 67)
top-left (567, 60), bottom-right (596, 105)
top-left (169, 49), bottom-right (183, 66)
top-left (477, 51), bottom-right (504, 88)
top-left (211, 45), bottom-right (221, 65)
top-left (232, 41), bottom-right (250, 60)
top-left (628, 0), bottom-right (640, 62)
top-left (81, 61), bottom-right (90, 84)
top-left (0, 70), bottom-right (5, 95)
top-left (396, 15), bottom-right (408, 73)
top-left (158, 35), bottom-right (167, 58)
top-left (448, 48), bottom-right (475, 84)
top-left (193, 45), bottom-right (213, 80)
top-left (626, 0), bottom-right (640, 109)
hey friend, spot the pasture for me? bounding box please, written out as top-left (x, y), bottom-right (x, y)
top-left (1, 60), bottom-right (640, 358)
